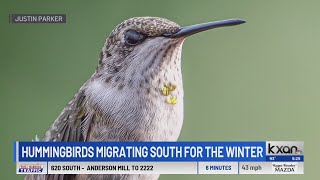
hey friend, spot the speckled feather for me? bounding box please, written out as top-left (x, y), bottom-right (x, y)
top-left (26, 17), bottom-right (184, 180)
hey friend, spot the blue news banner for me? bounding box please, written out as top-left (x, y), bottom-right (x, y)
top-left (15, 141), bottom-right (304, 174)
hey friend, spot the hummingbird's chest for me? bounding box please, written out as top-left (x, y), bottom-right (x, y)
top-left (85, 76), bottom-right (184, 142)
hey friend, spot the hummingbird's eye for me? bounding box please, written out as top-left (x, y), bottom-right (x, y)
top-left (124, 30), bottom-right (146, 46)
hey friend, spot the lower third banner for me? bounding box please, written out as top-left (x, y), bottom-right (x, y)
top-left (15, 141), bottom-right (304, 174)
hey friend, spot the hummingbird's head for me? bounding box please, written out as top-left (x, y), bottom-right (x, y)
top-left (97, 17), bottom-right (181, 76)
top-left (96, 17), bottom-right (245, 89)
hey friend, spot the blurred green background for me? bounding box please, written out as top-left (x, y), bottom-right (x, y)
top-left (1, 0), bottom-right (319, 179)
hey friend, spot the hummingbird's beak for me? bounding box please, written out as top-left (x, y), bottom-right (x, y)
top-left (164, 19), bottom-right (246, 38)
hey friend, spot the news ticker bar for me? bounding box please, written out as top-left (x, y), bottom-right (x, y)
top-left (17, 161), bottom-right (304, 174)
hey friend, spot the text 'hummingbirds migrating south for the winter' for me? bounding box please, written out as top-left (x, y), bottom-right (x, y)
top-left (26, 17), bottom-right (245, 180)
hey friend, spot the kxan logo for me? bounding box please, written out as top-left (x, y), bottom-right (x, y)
top-left (268, 143), bottom-right (303, 155)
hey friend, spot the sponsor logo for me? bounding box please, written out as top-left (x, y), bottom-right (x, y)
top-left (18, 164), bottom-right (43, 173)
top-left (272, 163), bottom-right (298, 173)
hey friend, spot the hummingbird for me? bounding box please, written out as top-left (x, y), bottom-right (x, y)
top-left (25, 17), bottom-right (245, 180)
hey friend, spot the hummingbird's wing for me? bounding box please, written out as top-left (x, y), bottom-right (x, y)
top-left (43, 87), bottom-right (91, 142)
top-left (25, 88), bottom-right (91, 180)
